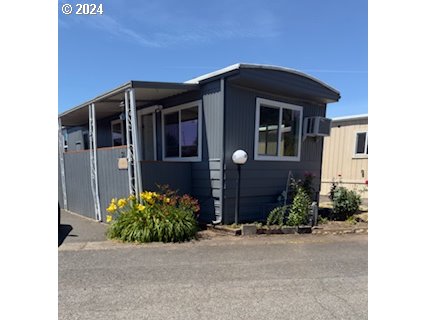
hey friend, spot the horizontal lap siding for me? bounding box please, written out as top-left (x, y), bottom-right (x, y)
top-left (223, 84), bottom-right (326, 223)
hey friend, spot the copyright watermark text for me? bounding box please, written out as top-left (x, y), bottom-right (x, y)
top-left (61, 3), bottom-right (104, 15)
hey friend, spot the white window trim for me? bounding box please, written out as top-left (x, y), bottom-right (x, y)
top-left (111, 119), bottom-right (124, 146)
top-left (254, 97), bottom-right (303, 162)
top-left (161, 100), bottom-right (202, 162)
top-left (353, 131), bottom-right (368, 158)
top-left (137, 108), bottom-right (157, 161)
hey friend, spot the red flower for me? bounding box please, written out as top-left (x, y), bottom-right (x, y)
top-left (365, 179), bottom-right (368, 185)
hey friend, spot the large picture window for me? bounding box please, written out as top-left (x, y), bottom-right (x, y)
top-left (255, 98), bottom-right (303, 161)
top-left (162, 100), bottom-right (202, 161)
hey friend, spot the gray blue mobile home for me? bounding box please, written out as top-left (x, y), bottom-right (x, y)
top-left (58, 63), bottom-right (340, 224)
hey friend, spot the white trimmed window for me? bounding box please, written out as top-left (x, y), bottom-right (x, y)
top-left (111, 119), bottom-right (124, 146)
top-left (255, 98), bottom-right (303, 161)
top-left (162, 100), bottom-right (202, 162)
top-left (354, 132), bottom-right (368, 157)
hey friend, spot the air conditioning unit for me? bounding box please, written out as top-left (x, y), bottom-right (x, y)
top-left (303, 117), bottom-right (332, 137)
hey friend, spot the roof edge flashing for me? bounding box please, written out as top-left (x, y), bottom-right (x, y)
top-left (59, 81), bottom-right (132, 118)
top-left (332, 114), bottom-right (368, 122)
top-left (185, 63), bottom-right (340, 98)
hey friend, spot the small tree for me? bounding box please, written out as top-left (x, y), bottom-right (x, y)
top-left (287, 187), bottom-right (311, 226)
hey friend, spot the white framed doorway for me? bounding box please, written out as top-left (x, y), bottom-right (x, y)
top-left (138, 107), bottom-right (157, 161)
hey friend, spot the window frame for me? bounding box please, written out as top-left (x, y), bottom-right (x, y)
top-left (254, 98), bottom-right (303, 162)
top-left (111, 119), bottom-right (124, 147)
top-left (161, 100), bottom-right (202, 162)
top-left (137, 107), bottom-right (158, 161)
top-left (353, 131), bottom-right (368, 158)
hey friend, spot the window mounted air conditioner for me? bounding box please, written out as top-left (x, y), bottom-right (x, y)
top-left (303, 117), bottom-right (332, 137)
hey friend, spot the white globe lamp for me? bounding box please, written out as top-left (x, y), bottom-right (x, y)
top-left (232, 149), bottom-right (247, 224)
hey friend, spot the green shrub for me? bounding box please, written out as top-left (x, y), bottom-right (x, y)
top-left (106, 190), bottom-right (199, 243)
top-left (331, 186), bottom-right (361, 220)
top-left (318, 216), bottom-right (329, 224)
top-left (266, 206), bottom-right (287, 227)
top-left (287, 187), bottom-right (311, 226)
top-left (346, 215), bottom-right (357, 225)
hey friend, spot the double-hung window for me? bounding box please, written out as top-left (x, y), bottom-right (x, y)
top-left (354, 132), bottom-right (368, 158)
top-left (162, 100), bottom-right (202, 161)
top-left (255, 98), bottom-right (303, 161)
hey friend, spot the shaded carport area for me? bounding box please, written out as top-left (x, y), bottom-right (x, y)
top-left (58, 210), bottom-right (108, 247)
top-left (58, 80), bottom-right (199, 222)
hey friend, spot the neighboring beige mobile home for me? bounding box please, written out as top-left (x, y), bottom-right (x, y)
top-left (320, 114), bottom-right (368, 199)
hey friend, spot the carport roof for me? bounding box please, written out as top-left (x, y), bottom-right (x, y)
top-left (59, 81), bottom-right (199, 126)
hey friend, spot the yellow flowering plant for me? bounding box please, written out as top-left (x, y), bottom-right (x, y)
top-left (106, 186), bottom-right (200, 243)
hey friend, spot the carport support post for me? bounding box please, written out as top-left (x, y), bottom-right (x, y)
top-left (58, 118), bottom-right (68, 210)
top-left (89, 103), bottom-right (102, 221)
top-left (125, 88), bottom-right (142, 200)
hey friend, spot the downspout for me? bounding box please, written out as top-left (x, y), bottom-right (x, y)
top-left (212, 77), bottom-right (225, 225)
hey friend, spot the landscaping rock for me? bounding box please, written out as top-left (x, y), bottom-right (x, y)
top-left (241, 225), bottom-right (257, 236)
top-left (281, 226), bottom-right (298, 234)
top-left (297, 226), bottom-right (312, 234)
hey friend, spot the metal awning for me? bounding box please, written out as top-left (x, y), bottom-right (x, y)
top-left (59, 81), bottom-right (199, 126)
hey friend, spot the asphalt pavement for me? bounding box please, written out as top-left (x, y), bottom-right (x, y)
top-left (59, 232), bottom-right (367, 320)
top-left (58, 210), bottom-right (107, 246)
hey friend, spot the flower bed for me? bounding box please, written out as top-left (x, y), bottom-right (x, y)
top-left (106, 188), bottom-right (200, 243)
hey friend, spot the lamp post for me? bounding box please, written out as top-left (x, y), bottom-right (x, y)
top-left (232, 149), bottom-right (248, 225)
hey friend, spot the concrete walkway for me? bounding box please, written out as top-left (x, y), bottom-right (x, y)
top-left (58, 210), bottom-right (107, 247)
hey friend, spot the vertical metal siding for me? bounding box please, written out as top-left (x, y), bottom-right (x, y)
top-left (97, 147), bottom-right (129, 221)
top-left (66, 126), bottom-right (85, 151)
top-left (63, 147), bottom-right (129, 221)
top-left (223, 84), bottom-right (327, 223)
top-left (156, 82), bottom-right (224, 223)
top-left (96, 117), bottom-right (114, 148)
top-left (191, 81), bottom-right (224, 222)
top-left (321, 119), bottom-right (368, 197)
top-left (58, 159), bottom-right (64, 208)
top-left (201, 80), bottom-right (223, 159)
top-left (141, 161), bottom-right (192, 194)
top-left (64, 151), bottom-right (95, 219)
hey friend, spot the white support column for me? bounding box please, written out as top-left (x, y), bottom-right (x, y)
top-left (89, 103), bottom-right (102, 221)
top-left (125, 88), bottom-right (143, 199)
top-left (58, 118), bottom-right (68, 210)
top-left (124, 90), bottom-right (134, 196)
top-left (129, 88), bottom-right (142, 194)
